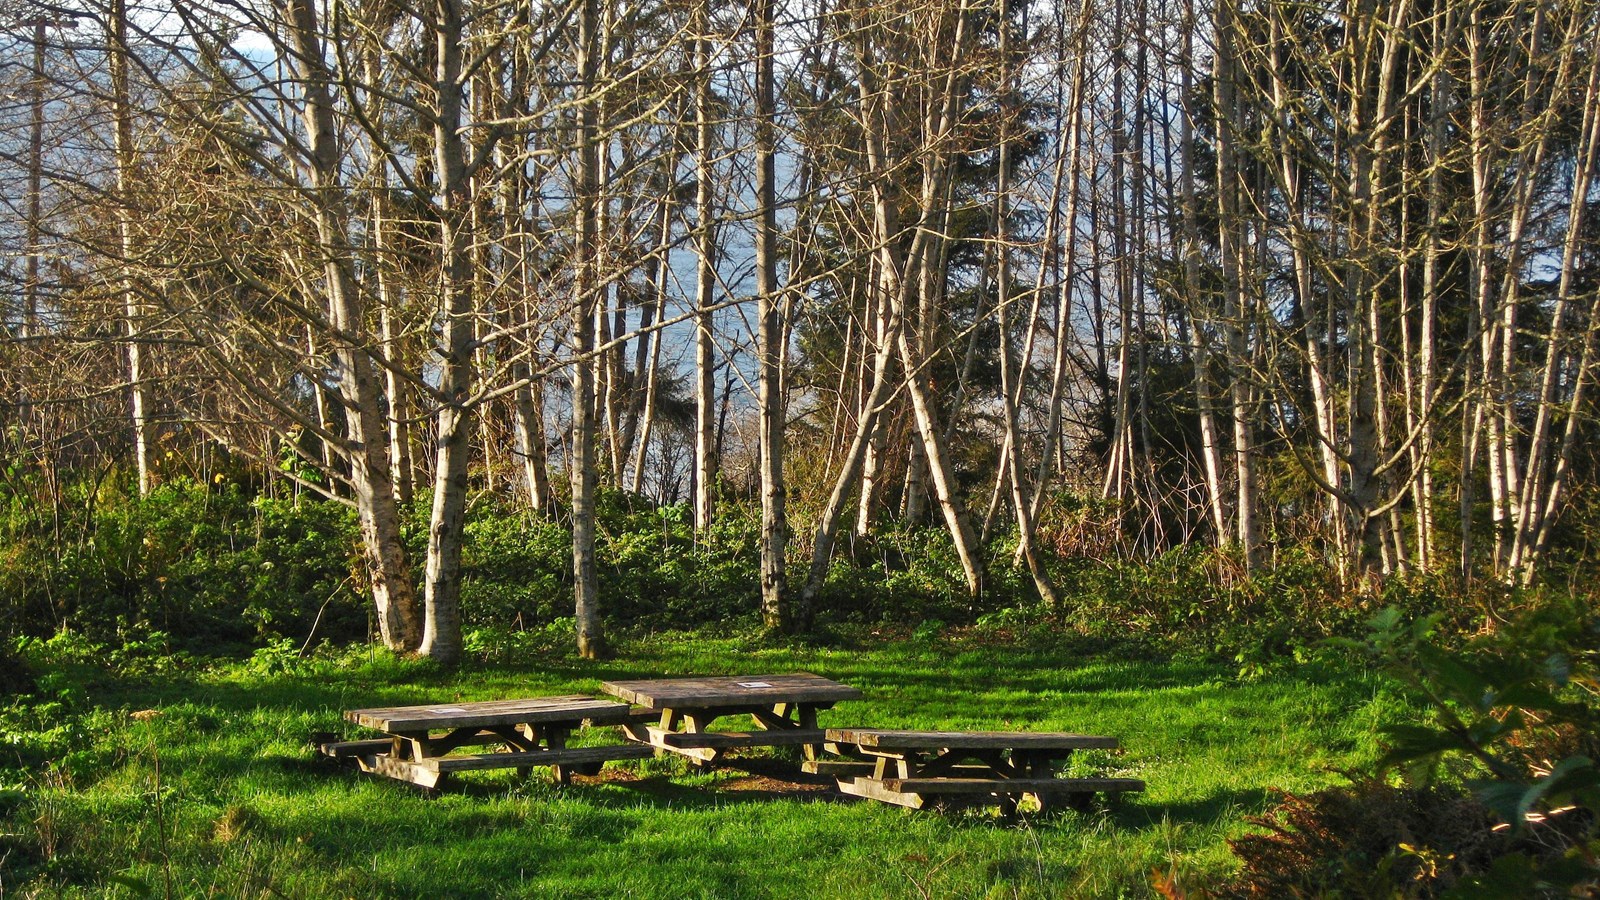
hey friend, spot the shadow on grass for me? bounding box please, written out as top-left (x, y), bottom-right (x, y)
top-left (310, 752), bottom-right (859, 809)
top-left (1120, 786), bottom-right (1276, 827)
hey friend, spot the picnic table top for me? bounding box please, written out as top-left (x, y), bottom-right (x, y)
top-left (345, 695), bottom-right (629, 733)
top-left (600, 673), bottom-right (861, 709)
top-left (826, 728), bottom-right (1120, 751)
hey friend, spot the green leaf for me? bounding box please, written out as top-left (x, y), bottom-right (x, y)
top-left (1377, 723), bottom-right (1467, 768)
top-left (1491, 682), bottom-right (1564, 712)
top-left (1471, 779), bottom-right (1529, 826)
top-left (1369, 606), bottom-right (1403, 634)
top-left (1523, 755), bottom-right (1600, 814)
top-left (1443, 853), bottom-right (1539, 899)
top-left (1416, 645), bottom-right (1492, 708)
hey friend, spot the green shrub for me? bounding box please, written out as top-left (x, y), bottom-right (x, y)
top-left (462, 619), bottom-right (576, 664)
top-left (0, 641), bottom-right (33, 695)
top-left (2, 471), bottom-right (1499, 660)
top-left (1226, 781), bottom-right (1508, 898)
top-left (459, 506), bottom-right (572, 627)
top-left (443, 491), bottom-right (763, 631)
top-left (0, 478), bottom-right (363, 651)
top-left (1224, 598), bottom-right (1600, 897)
top-left (806, 522), bottom-right (1023, 625)
top-left (965, 542), bottom-right (1458, 666)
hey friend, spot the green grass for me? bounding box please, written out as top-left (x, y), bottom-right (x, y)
top-left (1, 634), bottom-right (1412, 898)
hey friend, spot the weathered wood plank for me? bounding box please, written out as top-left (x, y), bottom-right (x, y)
top-left (881, 777), bottom-right (1146, 794)
top-left (586, 704), bottom-right (663, 726)
top-left (317, 738), bottom-right (394, 759)
top-left (600, 673), bottom-right (861, 709)
top-left (800, 759), bottom-right (877, 777)
top-left (836, 776), bottom-right (926, 809)
top-left (323, 730), bottom-right (513, 761)
top-left (802, 760), bottom-right (1014, 778)
top-left (424, 744), bottom-right (656, 773)
top-left (354, 753), bottom-right (446, 790)
top-left (825, 729), bottom-right (1120, 751)
top-left (647, 726), bottom-right (825, 749)
top-left (401, 724), bottom-right (536, 759)
top-left (345, 696), bottom-right (628, 732)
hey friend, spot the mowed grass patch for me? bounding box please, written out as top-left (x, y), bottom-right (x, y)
top-left (1, 634), bottom-right (1410, 898)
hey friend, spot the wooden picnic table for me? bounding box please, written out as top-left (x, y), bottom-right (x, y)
top-left (325, 695), bottom-right (652, 790)
top-left (600, 673), bottom-right (862, 766)
top-left (825, 728), bottom-right (1144, 814)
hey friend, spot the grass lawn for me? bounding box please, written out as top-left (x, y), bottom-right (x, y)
top-left (0, 633), bottom-right (1412, 898)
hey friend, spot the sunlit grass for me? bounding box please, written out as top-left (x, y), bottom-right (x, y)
top-left (1, 634), bottom-right (1412, 898)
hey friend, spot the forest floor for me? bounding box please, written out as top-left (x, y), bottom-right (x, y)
top-left (0, 632), bottom-right (1413, 898)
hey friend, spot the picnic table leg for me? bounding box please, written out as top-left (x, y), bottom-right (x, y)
top-left (997, 793), bottom-right (1020, 818)
top-left (914, 749), bottom-right (966, 779)
top-left (514, 725), bottom-right (541, 780)
top-left (647, 708), bottom-right (722, 769)
top-left (393, 730), bottom-right (439, 761)
top-left (371, 730), bottom-right (450, 791)
top-left (545, 727), bottom-right (573, 784)
top-left (1013, 750), bottom-right (1055, 813)
top-left (659, 709), bottom-right (682, 732)
top-left (681, 712), bottom-right (719, 770)
top-left (797, 705), bottom-right (820, 761)
top-left (973, 749), bottom-right (1018, 778)
top-left (871, 755), bottom-right (912, 780)
top-left (986, 749), bottom-right (1024, 817)
top-left (748, 703), bottom-right (837, 767)
top-left (559, 719), bottom-right (605, 777)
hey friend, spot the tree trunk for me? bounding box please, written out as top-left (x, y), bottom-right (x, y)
top-left (1213, 0), bottom-right (1260, 568)
top-left (692, 2), bottom-right (718, 533)
top-left (110, 0), bottom-right (153, 497)
top-left (571, 0), bottom-right (608, 659)
top-left (994, 0), bottom-right (1060, 608)
top-left (286, 0), bottom-right (422, 651)
top-left (22, 18), bottom-right (45, 343)
top-left (1030, 0), bottom-right (1094, 525)
top-left (754, 0), bottom-right (790, 632)
top-left (419, 0), bottom-right (475, 664)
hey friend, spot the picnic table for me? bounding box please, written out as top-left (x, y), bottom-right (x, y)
top-left (323, 696), bottom-right (652, 790)
top-left (825, 728), bottom-right (1145, 814)
top-left (601, 673), bottom-right (861, 766)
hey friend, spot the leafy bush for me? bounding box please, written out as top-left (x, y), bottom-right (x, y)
top-left (14, 629), bottom-right (195, 678)
top-left (0, 632), bottom-right (156, 777)
top-left (0, 641), bottom-right (33, 695)
top-left (806, 522), bottom-right (1021, 626)
top-left (1, 471), bottom-right (1497, 660)
top-left (444, 491), bottom-right (763, 631)
top-left (1361, 600), bottom-right (1600, 894)
top-left (991, 543), bottom-right (1370, 664)
top-left (1226, 781), bottom-right (1507, 898)
top-left (1223, 598), bottom-right (1600, 897)
top-left (458, 506), bottom-right (572, 627)
top-left (462, 619), bottom-right (576, 664)
top-left (0, 478), bottom-right (363, 651)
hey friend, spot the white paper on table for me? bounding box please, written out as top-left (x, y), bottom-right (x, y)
top-left (735, 681), bottom-right (773, 688)
top-left (428, 706), bottom-right (468, 713)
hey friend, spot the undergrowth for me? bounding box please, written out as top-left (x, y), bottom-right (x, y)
top-left (0, 476), bottom-right (1516, 671)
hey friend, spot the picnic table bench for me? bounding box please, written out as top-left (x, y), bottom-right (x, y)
top-left (323, 695), bottom-right (653, 790)
top-left (825, 728), bottom-right (1144, 814)
top-left (601, 673), bottom-right (861, 766)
